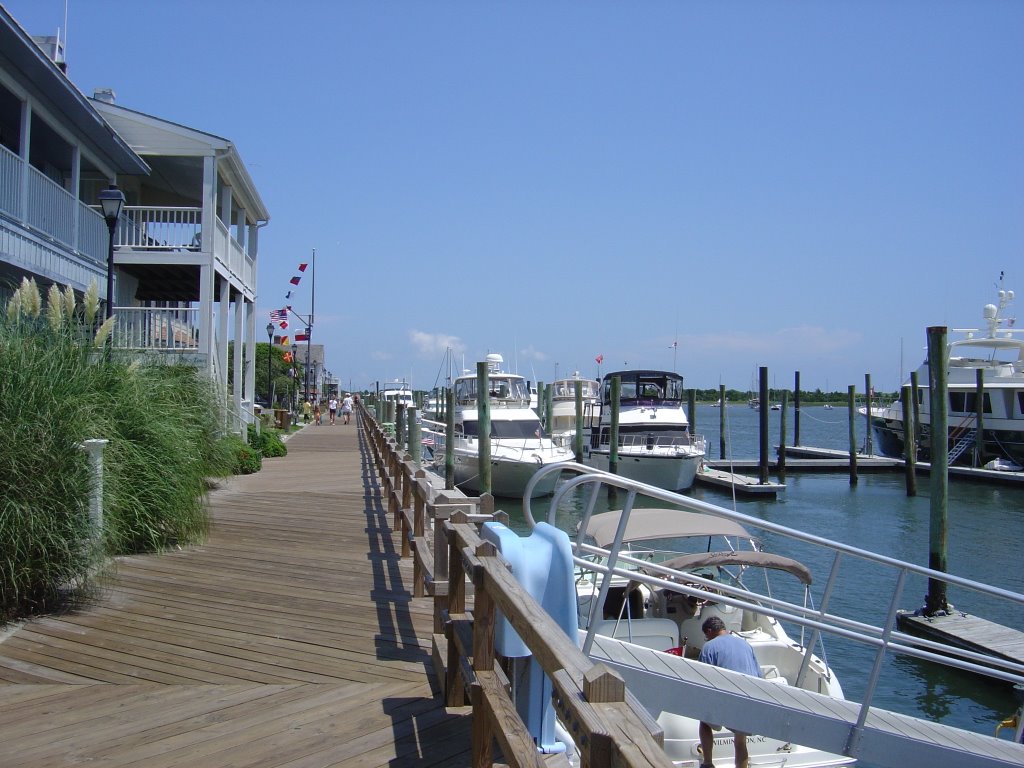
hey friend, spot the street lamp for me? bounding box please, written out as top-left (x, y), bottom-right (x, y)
top-left (291, 343), bottom-right (298, 413)
top-left (265, 322), bottom-right (274, 405)
top-left (98, 184), bottom-right (125, 320)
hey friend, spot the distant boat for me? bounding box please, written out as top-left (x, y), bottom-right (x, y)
top-left (867, 275), bottom-right (1024, 467)
top-left (586, 369), bottom-right (706, 491)
top-left (823, 403), bottom-right (834, 410)
top-left (770, 403), bottom-right (782, 411)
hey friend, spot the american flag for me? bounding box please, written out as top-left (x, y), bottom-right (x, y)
top-left (269, 309), bottom-right (287, 322)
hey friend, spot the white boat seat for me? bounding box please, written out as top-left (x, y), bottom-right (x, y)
top-left (760, 664), bottom-right (789, 684)
top-left (592, 618), bottom-right (680, 651)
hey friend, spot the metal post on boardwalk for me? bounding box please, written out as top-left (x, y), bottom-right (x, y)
top-left (925, 326), bottom-right (949, 616)
top-left (409, 407), bottom-right (421, 464)
top-left (847, 385), bottom-right (859, 486)
top-left (476, 361), bottom-right (491, 496)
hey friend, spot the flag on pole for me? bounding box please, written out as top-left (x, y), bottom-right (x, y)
top-left (278, 320), bottom-right (288, 330)
top-left (669, 341), bottom-right (678, 349)
top-left (289, 276), bottom-right (301, 285)
top-left (298, 263), bottom-right (308, 272)
top-left (595, 354), bottom-right (604, 364)
top-left (281, 336), bottom-right (290, 347)
top-left (285, 290), bottom-right (293, 300)
top-left (269, 309), bottom-right (287, 322)
top-left (295, 332), bottom-right (309, 342)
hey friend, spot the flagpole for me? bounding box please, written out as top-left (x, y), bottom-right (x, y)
top-left (305, 247), bottom-right (315, 402)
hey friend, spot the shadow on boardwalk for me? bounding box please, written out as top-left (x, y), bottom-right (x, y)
top-left (0, 418), bottom-right (471, 767)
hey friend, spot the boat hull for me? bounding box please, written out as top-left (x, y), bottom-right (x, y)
top-left (586, 448), bottom-right (701, 491)
top-left (452, 448), bottom-right (570, 497)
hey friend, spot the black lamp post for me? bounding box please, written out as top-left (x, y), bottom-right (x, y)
top-left (265, 322), bottom-right (274, 405)
top-left (98, 184), bottom-right (125, 320)
top-left (291, 343), bottom-right (298, 413)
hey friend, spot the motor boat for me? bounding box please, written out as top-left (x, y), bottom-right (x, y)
top-left (381, 379), bottom-right (414, 413)
top-left (573, 506), bottom-right (854, 768)
top-left (867, 277), bottom-right (1024, 467)
top-left (585, 369), bottom-right (706, 491)
top-left (424, 354), bottom-right (574, 497)
top-left (547, 373), bottom-right (600, 449)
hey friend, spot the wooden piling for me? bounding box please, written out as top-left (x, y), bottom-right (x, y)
top-left (925, 326), bottom-right (949, 615)
top-left (901, 384), bottom-right (917, 496)
top-left (719, 384), bottom-right (726, 460)
top-left (778, 390), bottom-right (788, 482)
top-left (864, 373), bottom-right (874, 456)
top-left (911, 370), bottom-right (921, 451)
top-left (759, 367), bottom-right (769, 484)
top-left (794, 370), bottom-right (801, 446)
top-left (974, 368), bottom-right (985, 468)
top-left (609, 376), bottom-right (621, 477)
top-left (409, 407), bottom-right (421, 464)
top-left (574, 379), bottom-right (584, 464)
top-left (445, 389), bottom-right (455, 490)
top-left (476, 361), bottom-right (491, 496)
top-left (847, 385), bottom-right (858, 486)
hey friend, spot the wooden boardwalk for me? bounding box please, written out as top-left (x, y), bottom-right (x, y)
top-left (0, 422), bottom-right (472, 767)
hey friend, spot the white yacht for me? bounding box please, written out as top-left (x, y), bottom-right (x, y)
top-left (381, 379), bottom-right (414, 412)
top-left (547, 373), bottom-right (600, 449)
top-left (438, 354), bottom-right (574, 497)
top-left (868, 277), bottom-right (1024, 468)
top-left (586, 369), bottom-right (706, 491)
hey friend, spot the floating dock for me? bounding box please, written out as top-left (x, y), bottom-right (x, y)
top-left (897, 610), bottom-right (1024, 672)
top-left (695, 465), bottom-right (785, 496)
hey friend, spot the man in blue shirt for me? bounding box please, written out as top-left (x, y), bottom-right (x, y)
top-left (697, 615), bottom-right (761, 768)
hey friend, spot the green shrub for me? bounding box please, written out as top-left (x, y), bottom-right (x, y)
top-left (222, 434), bottom-right (261, 475)
top-left (248, 423), bottom-right (287, 458)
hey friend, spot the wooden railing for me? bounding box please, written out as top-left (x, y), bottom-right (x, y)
top-left (360, 404), bottom-right (673, 768)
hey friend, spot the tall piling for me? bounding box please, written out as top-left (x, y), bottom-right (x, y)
top-left (778, 390), bottom-right (788, 482)
top-left (445, 389), bottom-right (455, 490)
top-left (718, 384), bottom-right (726, 460)
top-left (901, 384), bottom-right (917, 496)
top-left (864, 373), bottom-right (874, 456)
top-left (794, 370), bottom-right (801, 446)
top-left (574, 380), bottom-right (584, 464)
top-left (758, 367), bottom-right (769, 484)
top-left (925, 326), bottom-right (949, 615)
top-left (476, 361), bottom-right (491, 496)
top-left (847, 385), bottom-right (858, 486)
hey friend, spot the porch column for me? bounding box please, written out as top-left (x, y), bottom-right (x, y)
top-left (218, 277), bottom-right (231, 400)
top-left (18, 99), bottom-right (31, 221)
top-left (235, 207), bottom-right (247, 251)
top-left (201, 155), bottom-right (216, 253)
top-left (198, 264), bottom-right (214, 376)
top-left (247, 222), bottom-right (260, 257)
top-left (220, 184), bottom-right (232, 232)
top-left (245, 299), bottom-right (256, 415)
top-left (70, 146), bottom-right (81, 251)
top-left (233, 293), bottom-right (244, 431)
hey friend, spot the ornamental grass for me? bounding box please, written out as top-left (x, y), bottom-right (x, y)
top-left (0, 279), bottom-right (233, 623)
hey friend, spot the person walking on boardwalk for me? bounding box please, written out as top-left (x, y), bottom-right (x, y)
top-left (697, 615), bottom-right (761, 768)
top-left (302, 399), bottom-right (312, 424)
top-left (341, 393), bottom-right (353, 424)
top-left (314, 400), bottom-right (322, 425)
top-left (328, 396), bottom-right (338, 425)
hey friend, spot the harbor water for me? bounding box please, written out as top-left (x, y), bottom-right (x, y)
top-left (498, 404), bottom-right (1024, 762)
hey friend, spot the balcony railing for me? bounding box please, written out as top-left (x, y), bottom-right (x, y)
top-left (0, 143), bottom-right (107, 267)
top-left (117, 206), bottom-right (201, 251)
top-left (111, 306), bottom-right (200, 351)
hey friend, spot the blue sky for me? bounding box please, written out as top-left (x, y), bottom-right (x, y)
top-left (8, 1), bottom-right (1024, 393)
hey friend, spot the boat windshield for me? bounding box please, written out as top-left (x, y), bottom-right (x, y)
top-left (462, 419), bottom-right (544, 439)
top-left (605, 372), bottom-right (684, 405)
top-left (454, 376), bottom-right (530, 404)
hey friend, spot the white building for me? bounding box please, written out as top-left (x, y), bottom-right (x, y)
top-left (0, 7), bottom-right (268, 431)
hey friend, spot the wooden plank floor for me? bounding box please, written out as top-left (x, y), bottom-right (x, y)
top-left (0, 419), bottom-right (472, 767)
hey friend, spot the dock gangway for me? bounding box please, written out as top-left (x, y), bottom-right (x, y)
top-left (521, 463), bottom-right (1024, 768)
